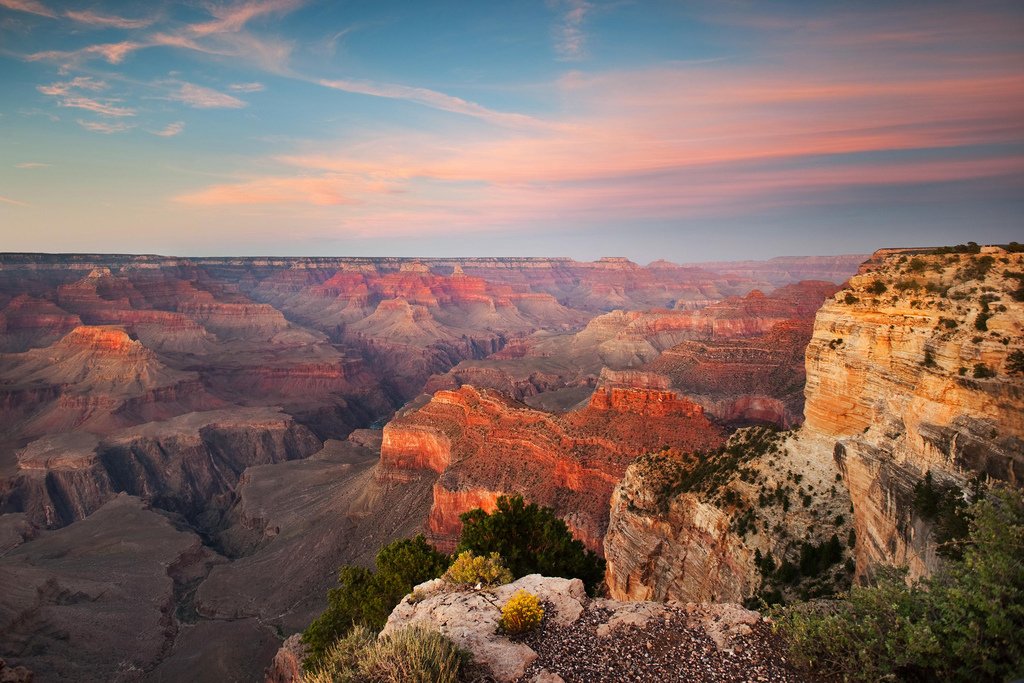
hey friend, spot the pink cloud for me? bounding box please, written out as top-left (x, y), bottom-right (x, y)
top-left (189, 0), bottom-right (306, 36)
top-left (317, 78), bottom-right (546, 129)
top-left (0, 195), bottom-right (31, 207)
top-left (64, 9), bottom-right (155, 29)
top-left (151, 121), bottom-right (185, 137)
top-left (229, 82), bottom-right (265, 93)
top-left (554, 0), bottom-right (592, 61)
top-left (28, 41), bottom-right (144, 65)
top-left (58, 96), bottom-right (135, 117)
top-left (76, 119), bottom-right (133, 134)
top-left (0, 0), bottom-right (54, 18)
top-left (176, 175), bottom-right (377, 206)
top-left (170, 83), bottom-right (247, 109)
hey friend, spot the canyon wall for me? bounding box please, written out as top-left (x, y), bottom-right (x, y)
top-left (380, 380), bottom-right (724, 554)
top-left (603, 247), bottom-right (1024, 604)
top-left (803, 246), bottom-right (1023, 578)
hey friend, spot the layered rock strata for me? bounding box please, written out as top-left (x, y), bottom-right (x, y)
top-left (380, 383), bottom-right (724, 553)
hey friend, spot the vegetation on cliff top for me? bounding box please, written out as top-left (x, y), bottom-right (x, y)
top-left (303, 495), bottom-right (602, 670)
top-left (457, 494), bottom-right (606, 595)
top-left (774, 486), bottom-right (1024, 682)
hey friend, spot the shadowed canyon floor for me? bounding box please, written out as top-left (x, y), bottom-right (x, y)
top-left (0, 253), bottom-right (871, 680)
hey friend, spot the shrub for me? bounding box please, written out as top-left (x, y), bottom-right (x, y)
top-left (444, 551), bottom-right (513, 587)
top-left (457, 495), bottom-right (605, 595)
top-left (894, 278), bottom-right (919, 291)
top-left (974, 311), bottom-right (991, 331)
top-left (908, 257), bottom-right (926, 273)
top-left (358, 626), bottom-right (464, 683)
top-left (773, 486), bottom-right (1023, 682)
top-left (972, 363), bottom-right (995, 379)
top-left (499, 590), bottom-right (544, 635)
top-left (866, 279), bottom-right (887, 295)
top-left (1007, 349), bottom-right (1024, 375)
top-left (307, 625), bottom-right (465, 683)
top-left (843, 292), bottom-right (859, 305)
top-left (302, 536), bottom-right (449, 669)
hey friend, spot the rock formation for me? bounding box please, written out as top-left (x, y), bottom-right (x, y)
top-left (380, 382), bottom-right (724, 553)
top-left (803, 246), bottom-right (1024, 578)
top-left (377, 574), bottom-right (803, 683)
top-left (602, 246), bottom-right (1024, 604)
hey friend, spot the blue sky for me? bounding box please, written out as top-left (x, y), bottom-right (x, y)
top-left (0, 0), bottom-right (1022, 261)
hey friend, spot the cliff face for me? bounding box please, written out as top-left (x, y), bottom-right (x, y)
top-left (1, 407), bottom-right (321, 528)
top-left (380, 381), bottom-right (724, 553)
top-left (604, 428), bottom-right (852, 604)
top-left (603, 247), bottom-right (1024, 604)
top-left (803, 247), bottom-right (1024, 578)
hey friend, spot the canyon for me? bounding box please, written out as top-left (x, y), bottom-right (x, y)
top-left (3, 249), bottom-right (950, 681)
top-left (604, 246), bottom-right (1024, 607)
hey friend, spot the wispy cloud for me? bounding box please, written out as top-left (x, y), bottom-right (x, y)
top-left (76, 118), bottom-right (133, 134)
top-left (553, 0), bottom-right (592, 60)
top-left (15, 162), bottom-right (49, 169)
top-left (64, 9), bottom-right (155, 29)
top-left (0, 0), bottom-right (55, 18)
top-left (228, 81), bottom-right (265, 93)
top-left (0, 195), bottom-right (32, 207)
top-left (36, 76), bottom-right (107, 96)
top-left (151, 121), bottom-right (185, 137)
top-left (170, 83), bottom-right (247, 108)
top-left (317, 77), bottom-right (546, 129)
top-left (189, 0), bottom-right (306, 36)
top-left (57, 96), bottom-right (135, 117)
top-left (28, 40), bottom-right (144, 65)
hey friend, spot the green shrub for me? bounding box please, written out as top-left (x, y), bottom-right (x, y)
top-left (499, 590), bottom-right (544, 634)
top-left (866, 279), bottom-right (887, 295)
top-left (1007, 349), bottom-right (1024, 375)
top-left (972, 362), bottom-right (995, 379)
top-left (307, 625), bottom-right (465, 683)
top-left (908, 257), bottom-right (927, 273)
top-left (843, 292), bottom-right (859, 305)
top-left (302, 536), bottom-right (449, 669)
top-left (444, 550), bottom-right (513, 587)
top-left (457, 495), bottom-right (605, 595)
top-left (773, 486), bottom-right (1024, 682)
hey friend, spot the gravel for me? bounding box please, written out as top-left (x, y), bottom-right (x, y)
top-left (506, 602), bottom-right (809, 683)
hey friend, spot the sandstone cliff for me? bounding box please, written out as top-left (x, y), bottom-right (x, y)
top-left (380, 382), bottom-right (724, 554)
top-left (803, 246), bottom-right (1023, 578)
top-left (603, 246), bottom-right (1024, 604)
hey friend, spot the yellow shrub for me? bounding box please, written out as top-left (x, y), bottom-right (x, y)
top-left (499, 590), bottom-right (544, 635)
top-left (444, 550), bottom-right (513, 587)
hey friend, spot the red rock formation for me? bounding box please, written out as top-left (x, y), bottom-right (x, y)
top-left (380, 383), bottom-right (724, 553)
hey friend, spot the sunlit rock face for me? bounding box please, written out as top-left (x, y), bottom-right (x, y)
top-left (803, 247), bottom-right (1024, 578)
top-left (380, 381), bottom-right (724, 554)
top-left (603, 247), bottom-right (1024, 603)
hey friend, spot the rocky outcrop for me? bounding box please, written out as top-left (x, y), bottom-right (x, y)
top-left (380, 574), bottom-right (802, 683)
top-left (604, 428), bottom-right (853, 604)
top-left (380, 383), bottom-right (723, 553)
top-left (1, 408), bottom-right (321, 528)
top-left (803, 247), bottom-right (1024, 578)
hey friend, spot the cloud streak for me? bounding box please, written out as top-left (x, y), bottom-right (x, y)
top-left (554, 0), bottom-right (592, 60)
top-left (151, 121), bottom-right (185, 137)
top-left (64, 9), bottom-right (155, 29)
top-left (169, 83), bottom-right (247, 108)
top-left (0, 0), bottom-right (54, 18)
top-left (76, 119), bottom-right (133, 134)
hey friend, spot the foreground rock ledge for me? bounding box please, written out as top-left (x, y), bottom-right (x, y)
top-left (380, 575), bottom-right (803, 683)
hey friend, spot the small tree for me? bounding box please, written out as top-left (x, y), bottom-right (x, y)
top-left (302, 536), bottom-right (449, 669)
top-left (457, 495), bottom-right (605, 595)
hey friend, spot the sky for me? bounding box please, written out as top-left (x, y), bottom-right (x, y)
top-left (0, 0), bottom-right (1022, 262)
